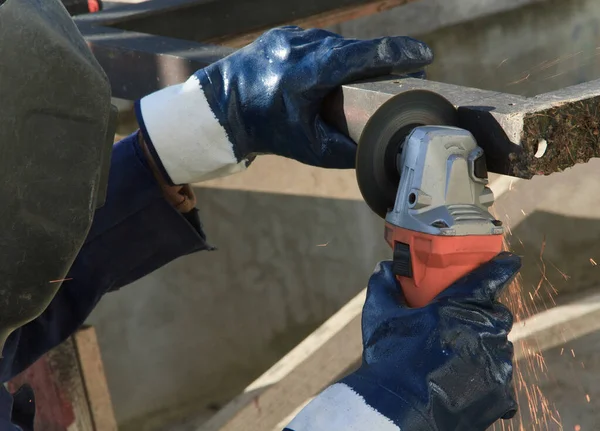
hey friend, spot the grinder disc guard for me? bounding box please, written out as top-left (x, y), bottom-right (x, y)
top-left (356, 90), bottom-right (459, 219)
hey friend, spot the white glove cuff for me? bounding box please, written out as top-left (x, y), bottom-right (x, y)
top-left (285, 383), bottom-right (399, 431)
top-left (135, 74), bottom-right (249, 185)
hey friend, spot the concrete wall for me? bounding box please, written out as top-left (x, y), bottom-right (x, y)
top-left (87, 0), bottom-right (600, 428)
top-left (333, 0), bottom-right (600, 97)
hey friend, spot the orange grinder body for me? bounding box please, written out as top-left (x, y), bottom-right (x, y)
top-left (384, 224), bottom-right (503, 308)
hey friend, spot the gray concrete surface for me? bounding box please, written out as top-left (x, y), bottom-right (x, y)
top-left (87, 0), bottom-right (600, 428)
top-left (334, 0), bottom-right (600, 98)
top-left (329, 0), bottom-right (550, 46)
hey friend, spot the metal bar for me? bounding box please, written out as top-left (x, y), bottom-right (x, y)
top-left (321, 78), bottom-right (527, 177)
top-left (324, 77), bottom-right (600, 179)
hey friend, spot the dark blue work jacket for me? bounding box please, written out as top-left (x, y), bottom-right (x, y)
top-left (0, 133), bottom-right (210, 430)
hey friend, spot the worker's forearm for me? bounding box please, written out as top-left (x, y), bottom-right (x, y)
top-left (0, 133), bottom-right (211, 381)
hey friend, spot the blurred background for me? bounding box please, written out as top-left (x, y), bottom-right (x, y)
top-left (73, 0), bottom-right (600, 429)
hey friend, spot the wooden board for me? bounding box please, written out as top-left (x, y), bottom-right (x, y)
top-left (198, 290), bottom-right (365, 431)
top-left (74, 327), bottom-right (118, 431)
top-left (199, 287), bottom-right (600, 431)
top-left (7, 326), bottom-right (117, 431)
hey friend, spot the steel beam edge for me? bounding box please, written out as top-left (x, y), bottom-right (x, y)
top-left (325, 77), bottom-right (600, 178)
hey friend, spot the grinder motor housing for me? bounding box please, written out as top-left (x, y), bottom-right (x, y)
top-left (384, 126), bottom-right (504, 307)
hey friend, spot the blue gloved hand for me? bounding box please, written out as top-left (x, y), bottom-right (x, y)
top-left (136, 26), bottom-right (433, 184)
top-left (285, 252), bottom-right (520, 431)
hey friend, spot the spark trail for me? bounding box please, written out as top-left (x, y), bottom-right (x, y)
top-left (490, 218), bottom-right (563, 430)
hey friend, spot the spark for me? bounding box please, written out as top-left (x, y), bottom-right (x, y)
top-left (539, 51), bottom-right (583, 70)
top-left (503, 50), bottom-right (590, 90)
top-left (540, 54), bottom-right (599, 82)
top-left (490, 213), bottom-right (562, 431)
top-left (548, 260), bottom-right (570, 281)
top-left (533, 235), bottom-right (548, 298)
top-left (571, 349), bottom-right (576, 358)
top-left (49, 278), bottom-right (73, 284)
top-left (590, 258), bottom-right (597, 266)
top-left (316, 242), bottom-right (329, 247)
top-left (586, 394), bottom-right (591, 403)
top-left (507, 73), bottom-right (531, 86)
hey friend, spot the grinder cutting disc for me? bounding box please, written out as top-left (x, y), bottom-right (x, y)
top-left (356, 90), bottom-right (459, 219)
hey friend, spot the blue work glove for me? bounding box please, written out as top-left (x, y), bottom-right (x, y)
top-left (285, 252), bottom-right (520, 431)
top-left (135, 26), bottom-right (433, 184)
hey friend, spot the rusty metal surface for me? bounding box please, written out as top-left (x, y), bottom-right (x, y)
top-left (75, 2), bottom-right (600, 179)
top-left (458, 79), bottom-right (600, 178)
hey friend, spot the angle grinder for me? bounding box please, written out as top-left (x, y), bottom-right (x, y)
top-left (356, 90), bottom-right (505, 307)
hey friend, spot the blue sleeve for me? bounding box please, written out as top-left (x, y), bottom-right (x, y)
top-left (0, 132), bottom-right (211, 381)
top-left (0, 387), bottom-right (17, 431)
